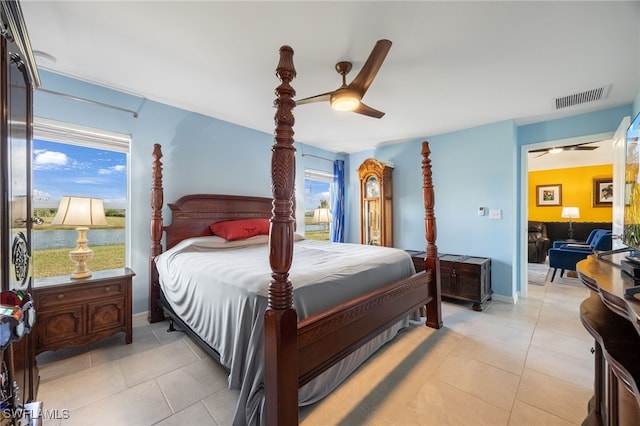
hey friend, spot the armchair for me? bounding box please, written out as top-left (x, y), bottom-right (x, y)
top-left (528, 221), bottom-right (551, 263)
top-left (551, 228), bottom-right (607, 249)
top-left (548, 231), bottom-right (612, 281)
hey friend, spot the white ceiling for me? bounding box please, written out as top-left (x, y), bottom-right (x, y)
top-left (527, 138), bottom-right (613, 171)
top-left (19, 1), bottom-right (640, 154)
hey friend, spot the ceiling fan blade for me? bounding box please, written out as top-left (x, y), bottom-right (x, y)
top-left (568, 146), bottom-right (598, 151)
top-left (353, 102), bottom-right (385, 119)
top-left (529, 142), bottom-right (599, 153)
top-left (348, 39), bottom-right (392, 97)
top-left (296, 92), bottom-right (332, 105)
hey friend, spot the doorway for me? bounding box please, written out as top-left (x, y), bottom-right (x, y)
top-left (521, 132), bottom-right (616, 298)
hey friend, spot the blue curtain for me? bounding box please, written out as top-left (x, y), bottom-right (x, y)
top-left (330, 159), bottom-right (345, 242)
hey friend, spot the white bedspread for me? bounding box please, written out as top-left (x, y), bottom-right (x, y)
top-left (155, 235), bottom-right (417, 425)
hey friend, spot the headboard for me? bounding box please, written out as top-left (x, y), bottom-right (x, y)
top-left (162, 194), bottom-right (273, 250)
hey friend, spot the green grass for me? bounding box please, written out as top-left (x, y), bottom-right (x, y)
top-left (32, 244), bottom-right (125, 278)
top-left (32, 214), bottom-right (126, 277)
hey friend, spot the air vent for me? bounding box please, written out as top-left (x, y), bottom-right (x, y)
top-left (553, 84), bottom-right (611, 110)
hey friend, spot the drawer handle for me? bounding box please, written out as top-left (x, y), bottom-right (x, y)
top-left (57, 294), bottom-right (64, 299)
top-left (105, 286), bottom-right (110, 292)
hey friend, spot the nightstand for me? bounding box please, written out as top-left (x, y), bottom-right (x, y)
top-left (405, 250), bottom-right (427, 272)
top-left (33, 268), bottom-right (135, 354)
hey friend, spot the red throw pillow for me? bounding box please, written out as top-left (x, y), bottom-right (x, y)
top-left (209, 219), bottom-right (270, 241)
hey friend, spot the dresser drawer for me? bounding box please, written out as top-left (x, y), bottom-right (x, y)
top-left (37, 280), bottom-right (126, 307)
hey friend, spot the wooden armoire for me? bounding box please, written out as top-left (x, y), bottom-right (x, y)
top-left (1, 0), bottom-right (40, 413)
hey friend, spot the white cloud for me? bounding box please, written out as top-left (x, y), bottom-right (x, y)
top-left (34, 150), bottom-right (68, 166)
top-left (98, 164), bottom-right (126, 175)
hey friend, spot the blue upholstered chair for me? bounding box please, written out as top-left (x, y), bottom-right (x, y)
top-left (547, 231), bottom-right (612, 282)
top-left (551, 228), bottom-right (607, 249)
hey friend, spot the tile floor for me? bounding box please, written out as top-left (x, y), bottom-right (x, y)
top-left (35, 277), bottom-right (594, 426)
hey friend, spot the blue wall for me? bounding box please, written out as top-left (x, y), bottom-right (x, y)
top-left (35, 71), bottom-right (340, 313)
top-left (34, 70), bottom-right (635, 312)
top-left (346, 121), bottom-right (518, 299)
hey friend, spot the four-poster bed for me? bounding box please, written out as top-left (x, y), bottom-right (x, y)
top-left (148, 45), bottom-right (442, 425)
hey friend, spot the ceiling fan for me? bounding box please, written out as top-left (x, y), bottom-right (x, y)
top-left (296, 39), bottom-right (392, 118)
top-left (529, 142), bottom-right (599, 157)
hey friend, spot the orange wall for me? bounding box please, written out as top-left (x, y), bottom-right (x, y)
top-left (528, 164), bottom-right (613, 222)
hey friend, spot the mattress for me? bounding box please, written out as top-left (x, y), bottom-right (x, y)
top-left (154, 234), bottom-right (418, 425)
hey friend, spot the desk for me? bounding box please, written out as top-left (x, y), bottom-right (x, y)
top-left (577, 254), bottom-right (640, 425)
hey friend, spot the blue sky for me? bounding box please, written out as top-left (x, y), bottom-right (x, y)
top-left (33, 140), bottom-right (126, 206)
top-left (304, 179), bottom-right (331, 210)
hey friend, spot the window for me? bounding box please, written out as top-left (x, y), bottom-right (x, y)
top-left (304, 169), bottom-right (333, 241)
top-left (32, 118), bottom-right (130, 278)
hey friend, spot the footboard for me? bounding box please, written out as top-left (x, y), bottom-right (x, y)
top-left (297, 270), bottom-right (432, 386)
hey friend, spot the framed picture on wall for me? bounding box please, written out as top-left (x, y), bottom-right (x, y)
top-left (593, 178), bottom-right (613, 207)
top-left (536, 184), bottom-right (562, 206)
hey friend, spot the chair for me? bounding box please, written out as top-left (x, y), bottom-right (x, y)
top-left (528, 221), bottom-right (551, 263)
top-left (551, 228), bottom-right (606, 249)
top-left (547, 231), bottom-right (612, 281)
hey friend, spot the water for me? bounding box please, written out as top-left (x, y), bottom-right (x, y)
top-left (32, 229), bottom-right (125, 250)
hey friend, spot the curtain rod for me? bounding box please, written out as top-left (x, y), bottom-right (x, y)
top-left (301, 153), bottom-right (334, 162)
top-left (36, 87), bottom-right (140, 118)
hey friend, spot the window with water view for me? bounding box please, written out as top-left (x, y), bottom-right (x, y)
top-left (32, 138), bottom-right (128, 278)
top-left (304, 169), bottom-right (333, 241)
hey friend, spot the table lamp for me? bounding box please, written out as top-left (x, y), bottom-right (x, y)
top-left (561, 206), bottom-right (580, 240)
top-left (312, 207), bottom-right (332, 240)
top-left (50, 196), bottom-right (108, 279)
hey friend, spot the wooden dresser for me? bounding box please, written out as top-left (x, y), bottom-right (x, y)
top-left (577, 254), bottom-right (640, 425)
top-left (33, 268), bottom-right (135, 354)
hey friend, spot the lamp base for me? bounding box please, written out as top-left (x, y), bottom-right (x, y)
top-left (70, 227), bottom-right (93, 279)
top-left (69, 248), bottom-right (93, 279)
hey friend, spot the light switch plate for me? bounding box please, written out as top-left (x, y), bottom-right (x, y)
top-left (489, 209), bottom-right (502, 219)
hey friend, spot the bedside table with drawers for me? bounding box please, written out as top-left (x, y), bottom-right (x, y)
top-left (33, 268), bottom-right (135, 354)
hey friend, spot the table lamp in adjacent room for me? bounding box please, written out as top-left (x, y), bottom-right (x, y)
top-left (312, 207), bottom-right (332, 240)
top-left (561, 206), bottom-right (580, 240)
top-left (50, 196), bottom-right (108, 279)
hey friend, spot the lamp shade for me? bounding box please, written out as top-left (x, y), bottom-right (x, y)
top-left (312, 208), bottom-right (332, 224)
top-left (51, 196), bottom-right (108, 226)
top-left (561, 207), bottom-right (580, 219)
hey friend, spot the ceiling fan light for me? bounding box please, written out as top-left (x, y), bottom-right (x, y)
top-left (330, 90), bottom-right (361, 111)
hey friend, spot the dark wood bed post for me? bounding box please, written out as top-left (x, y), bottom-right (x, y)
top-left (422, 141), bottom-right (443, 329)
top-left (264, 45), bottom-right (298, 425)
top-left (149, 143), bottom-right (165, 323)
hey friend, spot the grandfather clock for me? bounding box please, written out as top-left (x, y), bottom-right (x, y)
top-left (357, 158), bottom-right (393, 247)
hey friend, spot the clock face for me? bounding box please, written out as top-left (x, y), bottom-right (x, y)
top-left (365, 176), bottom-right (380, 198)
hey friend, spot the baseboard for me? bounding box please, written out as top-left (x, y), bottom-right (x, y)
top-left (492, 293), bottom-right (517, 304)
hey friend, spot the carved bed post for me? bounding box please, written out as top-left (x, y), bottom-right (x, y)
top-left (422, 141), bottom-right (443, 329)
top-left (149, 143), bottom-right (165, 323)
top-left (264, 45), bottom-right (298, 425)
